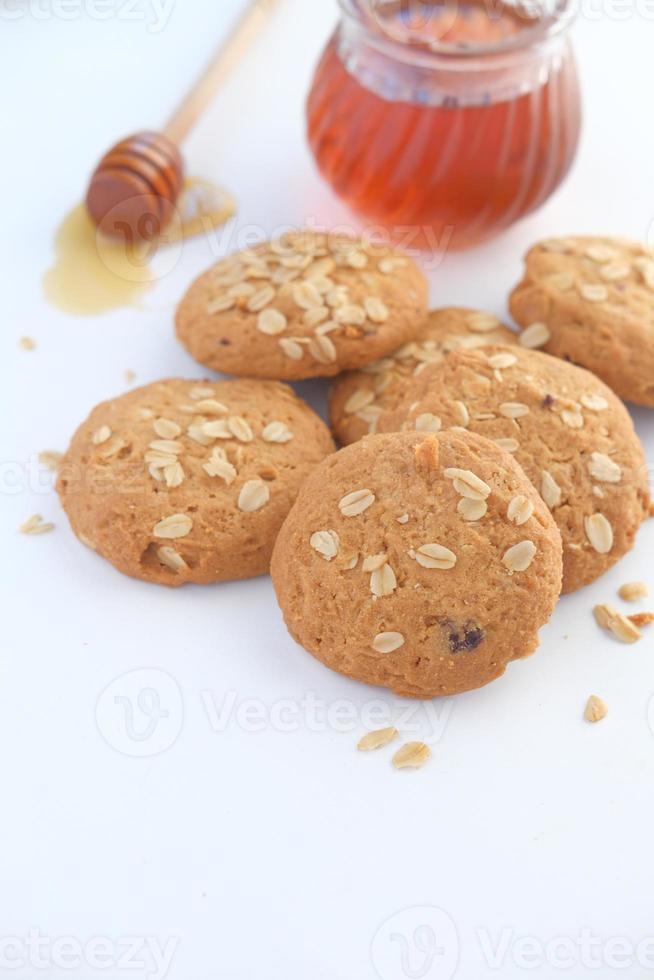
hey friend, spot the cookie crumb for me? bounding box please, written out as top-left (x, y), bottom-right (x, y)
top-left (357, 727), bottom-right (398, 751)
top-left (392, 741), bottom-right (431, 769)
top-left (584, 695), bottom-right (608, 723)
top-left (628, 612), bottom-right (654, 628)
top-left (593, 603), bottom-right (642, 643)
top-left (19, 336), bottom-right (37, 351)
top-left (19, 514), bottom-right (54, 535)
top-left (619, 581), bottom-right (649, 602)
top-left (38, 450), bottom-right (63, 471)
top-left (124, 369), bottom-right (136, 385)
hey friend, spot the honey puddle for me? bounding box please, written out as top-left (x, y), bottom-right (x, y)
top-left (43, 178), bottom-right (236, 316)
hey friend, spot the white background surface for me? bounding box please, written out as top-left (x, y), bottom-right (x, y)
top-left (2, 2), bottom-right (654, 978)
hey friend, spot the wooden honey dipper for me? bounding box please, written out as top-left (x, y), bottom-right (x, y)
top-left (86, 0), bottom-right (278, 239)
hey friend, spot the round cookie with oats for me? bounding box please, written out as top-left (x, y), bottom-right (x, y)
top-left (271, 430), bottom-right (562, 699)
top-left (377, 345), bottom-right (650, 593)
top-left (329, 307), bottom-right (516, 445)
top-left (56, 379), bottom-right (334, 586)
top-left (510, 235), bottom-right (654, 407)
top-left (175, 231), bottom-right (428, 381)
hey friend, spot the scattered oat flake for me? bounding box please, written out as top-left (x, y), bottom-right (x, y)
top-left (164, 462), bottom-right (185, 488)
top-left (257, 308), bottom-right (287, 336)
top-left (579, 283), bottom-right (608, 303)
top-left (466, 312), bottom-right (500, 333)
top-left (500, 402), bottom-right (530, 419)
top-left (153, 418), bottom-right (182, 439)
top-left (157, 547), bottom-right (188, 573)
top-left (444, 468), bottom-right (491, 500)
top-left (309, 334), bottom-right (337, 364)
top-left (488, 352), bottom-right (518, 370)
top-left (585, 513), bottom-right (614, 554)
top-left (279, 337), bottom-right (305, 361)
top-left (92, 425), bottom-right (112, 446)
top-left (502, 540), bottom-right (537, 572)
top-left (228, 416), bottom-right (254, 443)
top-left (594, 603), bottom-right (642, 643)
top-left (379, 256), bottom-right (407, 274)
top-left (519, 322), bottom-right (551, 349)
top-left (581, 394), bottom-right (609, 411)
top-left (584, 695), bottom-right (608, 723)
top-left (364, 296), bottom-right (389, 323)
top-left (150, 439), bottom-right (183, 455)
top-left (397, 514), bottom-right (409, 525)
top-left (339, 488), bottom-right (375, 517)
top-left (585, 244), bottom-right (616, 264)
top-left (201, 419), bottom-right (231, 440)
top-left (203, 451), bottom-right (237, 484)
top-left (206, 295), bottom-right (235, 314)
top-left (293, 281), bottom-right (323, 310)
top-left (344, 389), bottom-right (375, 415)
top-left (247, 286), bottom-right (276, 312)
top-left (372, 631), bottom-right (405, 654)
top-left (507, 495), bottom-right (534, 526)
top-left (541, 470), bottom-right (562, 509)
top-left (415, 543), bottom-right (457, 570)
top-left (618, 581), bottom-right (649, 602)
top-left (362, 553), bottom-right (388, 572)
top-left (19, 335), bottom-right (37, 351)
top-left (370, 563), bottom-right (397, 597)
top-left (19, 514), bottom-right (54, 535)
top-left (357, 727), bottom-right (398, 751)
top-left (124, 369), bottom-right (136, 384)
top-left (415, 413), bottom-right (442, 433)
top-left (561, 409), bottom-right (584, 429)
top-left (310, 529), bottom-right (340, 561)
top-left (195, 399), bottom-right (228, 415)
top-left (458, 498), bottom-right (487, 521)
top-left (153, 514), bottom-right (193, 539)
top-left (190, 385), bottom-right (216, 401)
top-left (601, 263), bottom-right (630, 282)
top-left (262, 421), bottom-right (293, 443)
top-left (588, 452), bottom-right (621, 484)
top-left (452, 401), bottom-right (470, 427)
top-left (392, 741), bottom-right (431, 770)
top-left (238, 479), bottom-right (270, 513)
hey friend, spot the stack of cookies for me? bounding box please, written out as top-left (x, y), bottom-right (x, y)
top-left (57, 231), bottom-right (652, 699)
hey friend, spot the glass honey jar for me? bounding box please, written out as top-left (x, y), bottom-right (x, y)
top-left (307, 0), bottom-right (581, 249)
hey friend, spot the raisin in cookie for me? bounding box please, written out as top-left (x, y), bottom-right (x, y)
top-left (271, 430), bottom-right (562, 698)
top-left (377, 345), bottom-right (650, 593)
top-left (175, 231), bottom-right (428, 381)
top-left (57, 379), bottom-right (334, 586)
top-left (329, 307), bottom-right (516, 445)
top-left (510, 235), bottom-right (654, 407)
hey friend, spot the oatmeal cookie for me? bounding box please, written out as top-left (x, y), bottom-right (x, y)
top-left (510, 235), bottom-right (654, 406)
top-left (271, 430), bottom-right (563, 698)
top-left (175, 231), bottom-right (428, 380)
top-left (378, 345), bottom-right (650, 593)
top-left (57, 378), bottom-right (334, 585)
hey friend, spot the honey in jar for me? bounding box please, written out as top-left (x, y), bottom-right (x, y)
top-left (307, 0), bottom-right (581, 249)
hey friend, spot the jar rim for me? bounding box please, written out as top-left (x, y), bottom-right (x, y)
top-left (337, 0), bottom-right (575, 60)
